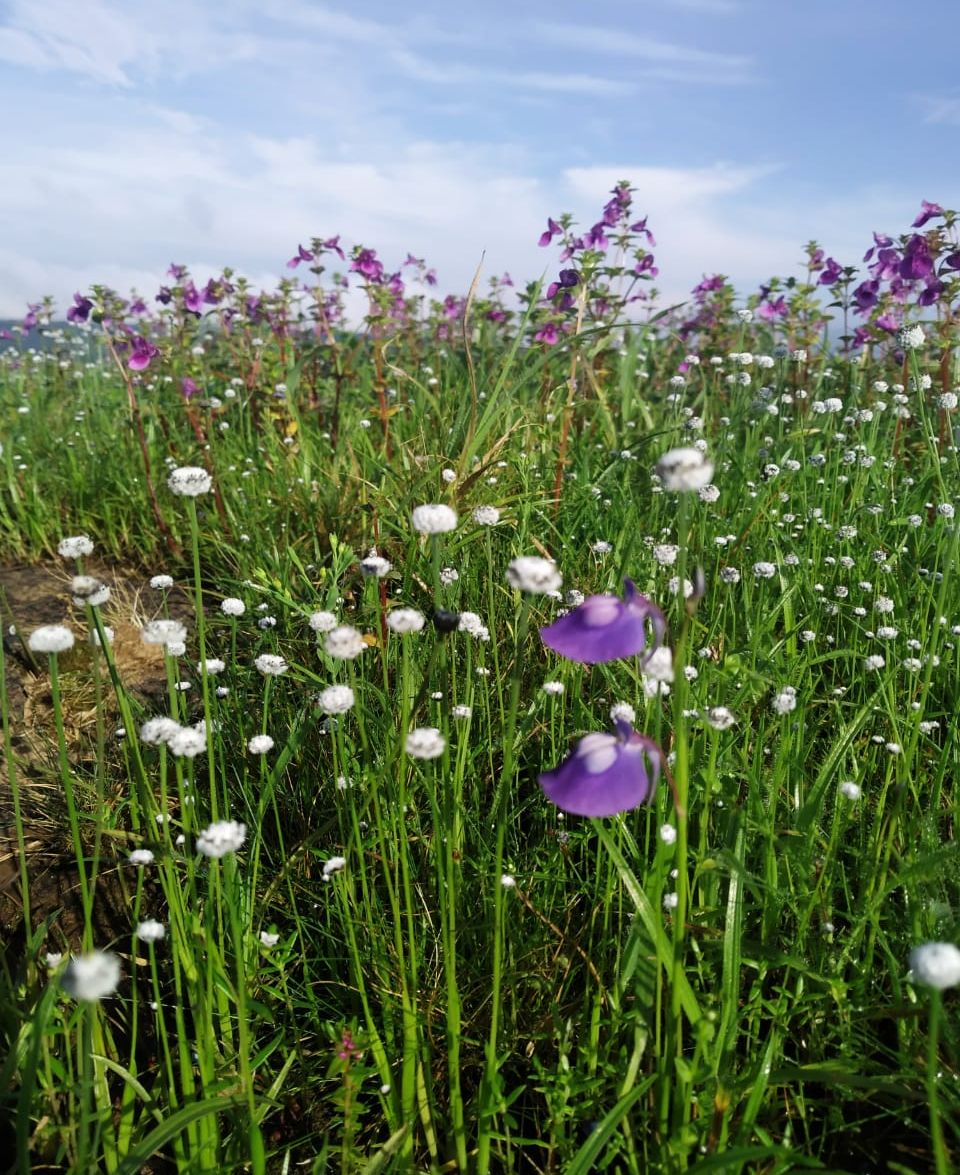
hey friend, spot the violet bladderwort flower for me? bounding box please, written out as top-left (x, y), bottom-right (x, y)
top-left (540, 578), bottom-right (666, 664)
top-left (539, 718), bottom-right (663, 817)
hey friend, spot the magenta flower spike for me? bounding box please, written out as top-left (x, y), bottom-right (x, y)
top-left (539, 719), bottom-right (662, 817)
top-left (540, 578), bottom-right (666, 665)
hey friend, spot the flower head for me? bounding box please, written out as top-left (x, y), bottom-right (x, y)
top-left (255, 653), bottom-right (288, 676)
top-left (167, 466), bottom-right (212, 497)
top-left (196, 820), bottom-right (247, 857)
top-left (316, 685), bottom-right (355, 714)
top-left (58, 535), bottom-right (94, 558)
top-left (506, 556), bottom-right (562, 595)
top-left (540, 578), bottom-right (666, 664)
top-left (324, 625), bottom-right (366, 660)
top-left (28, 625), bottom-right (75, 654)
top-left (412, 504), bottom-right (458, 534)
top-left (141, 619), bottom-right (187, 648)
top-left (405, 727), bottom-right (446, 759)
top-left (135, 920), bottom-right (166, 943)
top-left (539, 719), bottom-right (663, 817)
top-left (908, 942), bottom-right (960, 990)
top-left (654, 447), bottom-right (714, 492)
top-left (62, 951), bottom-right (121, 1000)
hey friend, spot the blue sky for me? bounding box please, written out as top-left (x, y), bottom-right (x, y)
top-left (1, 0), bottom-right (958, 319)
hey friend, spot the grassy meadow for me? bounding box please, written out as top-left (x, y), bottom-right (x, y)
top-left (1, 186), bottom-right (959, 1174)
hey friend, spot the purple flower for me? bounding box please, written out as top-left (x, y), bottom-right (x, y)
top-left (351, 248), bottom-right (384, 283)
top-left (852, 279), bottom-right (879, 314)
top-left (66, 293), bottom-right (93, 324)
top-left (899, 235), bottom-right (934, 282)
top-left (287, 244), bottom-right (314, 269)
top-left (540, 578), bottom-right (666, 664)
top-left (181, 376), bottom-right (199, 400)
top-left (630, 217), bottom-right (656, 247)
top-left (182, 281), bottom-right (204, 315)
top-left (128, 337), bottom-right (159, 371)
top-left (758, 295), bottom-right (787, 321)
top-left (539, 217), bottom-right (563, 247)
top-left (322, 234), bottom-right (346, 260)
top-left (817, 257), bottom-right (844, 286)
top-left (912, 200), bottom-right (944, 228)
top-left (539, 718), bottom-right (662, 816)
top-left (534, 322), bottom-right (561, 345)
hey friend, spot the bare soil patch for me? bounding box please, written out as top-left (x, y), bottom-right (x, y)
top-left (0, 561), bottom-right (193, 952)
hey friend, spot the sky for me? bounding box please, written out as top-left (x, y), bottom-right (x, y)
top-left (0, 0), bottom-right (958, 320)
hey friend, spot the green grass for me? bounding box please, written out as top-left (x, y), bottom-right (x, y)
top-left (1, 246), bottom-right (959, 1175)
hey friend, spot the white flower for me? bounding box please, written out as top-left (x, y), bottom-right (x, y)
top-left (704, 706), bottom-right (736, 731)
top-left (324, 626), bottom-right (366, 660)
top-left (643, 646), bottom-right (675, 684)
top-left (610, 701), bottom-right (636, 725)
top-left (654, 447), bottom-right (715, 492)
top-left (473, 505), bottom-right (501, 526)
top-left (168, 727), bottom-right (207, 758)
top-left (135, 919), bottom-right (166, 943)
top-left (541, 681), bottom-right (565, 696)
top-left (150, 574), bottom-right (174, 590)
top-left (663, 892), bottom-right (679, 911)
top-left (505, 557), bottom-right (562, 594)
top-left (442, 468), bottom-right (457, 483)
top-left (412, 504), bottom-right (458, 534)
top-left (200, 658), bottom-right (226, 675)
top-left (458, 612), bottom-right (490, 640)
top-left (308, 610), bottom-right (338, 632)
top-left (322, 855), bottom-right (347, 879)
top-left (451, 704), bottom-right (472, 720)
top-left (772, 686), bottom-right (797, 715)
top-left (58, 535), bottom-right (94, 558)
top-left (405, 727), bottom-right (446, 759)
top-left (141, 619), bottom-right (187, 648)
top-left (500, 874), bottom-right (517, 888)
top-left (71, 575), bottom-right (110, 606)
top-left (839, 781), bottom-right (861, 801)
top-left (140, 717), bottom-right (181, 745)
top-left (653, 544), bottom-right (679, 566)
top-left (752, 561), bottom-right (777, 579)
top-left (439, 567), bottom-right (459, 586)
top-left (896, 325), bottom-right (925, 351)
top-left (255, 653), bottom-right (288, 676)
top-left (659, 823), bottom-right (677, 845)
top-left (221, 597), bottom-right (245, 616)
top-left (128, 849), bottom-right (155, 866)
top-left (248, 734), bottom-right (275, 754)
top-left (386, 608), bottom-right (426, 634)
top-left (27, 625), bottom-right (74, 654)
top-left (259, 931), bottom-right (280, 947)
top-left (196, 820), bottom-right (247, 857)
top-left (864, 655), bottom-right (885, 672)
top-left (45, 952), bottom-right (63, 968)
top-left (909, 942), bottom-right (960, 989)
top-left (62, 951), bottom-right (122, 1000)
top-left (316, 685), bottom-right (355, 714)
top-left (360, 553), bottom-right (392, 577)
top-left (167, 466), bottom-right (213, 497)
top-left (90, 625), bottom-right (114, 648)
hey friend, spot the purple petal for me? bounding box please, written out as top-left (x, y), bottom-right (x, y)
top-left (540, 578), bottom-right (666, 664)
top-left (539, 725), bottom-right (661, 817)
